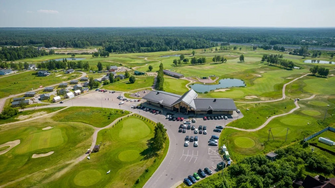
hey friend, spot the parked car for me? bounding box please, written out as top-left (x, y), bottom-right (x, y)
top-left (194, 129), bottom-right (198, 134)
top-left (183, 129), bottom-right (186, 133)
top-left (184, 141), bottom-right (189, 147)
top-left (204, 167), bottom-right (212, 175)
top-left (216, 125), bottom-right (224, 129)
top-left (180, 117), bottom-right (184, 121)
top-left (187, 124), bottom-right (191, 130)
top-left (210, 116), bottom-right (214, 120)
top-left (190, 136), bottom-right (194, 142)
top-left (217, 162), bottom-right (225, 170)
top-left (185, 136), bottom-right (189, 141)
top-left (199, 125), bottom-right (203, 130)
top-left (188, 175), bottom-right (197, 183)
top-left (203, 126), bottom-right (207, 130)
top-left (119, 101), bottom-right (124, 105)
top-left (209, 141), bottom-right (218, 146)
top-left (191, 125), bottom-right (195, 130)
top-left (192, 118), bottom-right (196, 123)
top-left (180, 124), bottom-right (186, 129)
top-left (178, 128), bottom-right (183, 133)
top-left (214, 116), bottom-right (217, 120)
top-left (203, 116), bottom-right (207, 120)
top-left (198, 169), bottom-right (206, 177)
top-left (194, 136), bottom-right (198, 141)
top-left (211, 135), bottom-right (219, 139)
top-left (237, 109), bottom-right (241, 113)
top-left (194, 141), bottom-right (198, 147)
top-left (224, 116), bottom-right (228, 120)
top-left (60, 101), bottom-right (63, 104)
top-left (213, 128), bottom-right (222, 132)
top-left (199, 130), bottom-right (203, 134)
top-left (184, 178), bottom-right (193, 186)
top-left (208, 139), bottom-right (218, 143)
top-left (203, 130), bottom-right (207, 135)
top-left (193, 173), bottom-right (200, 180)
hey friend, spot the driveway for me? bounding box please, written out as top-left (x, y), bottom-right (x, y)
top-left (30, 91), bottom-right (242, 188)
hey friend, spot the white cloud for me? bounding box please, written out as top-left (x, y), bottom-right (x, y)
top-left (26, 11), bottom-right (33, 13)
top-left (38, 10), bottom-right (59, 14)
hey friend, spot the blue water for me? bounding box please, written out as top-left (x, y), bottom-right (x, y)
top-left (304, 60), bottom-right (335, 65)
top-left (190, 78), bottom-right (246, 93)
top-left (52, 58), bottom-right (86, 62)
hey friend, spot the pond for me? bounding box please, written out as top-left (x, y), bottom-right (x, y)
top-left (304, 60), bottom-right (335, 65)
top-left (190, 78), bottom-right (246, 93)
top-left (160, 55), bottom-right (180, 58)
top-left (52, 58), bottom-right (86, 62)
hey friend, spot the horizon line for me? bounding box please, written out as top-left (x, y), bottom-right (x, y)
top-left (1, 26), bottom-right (335, 29)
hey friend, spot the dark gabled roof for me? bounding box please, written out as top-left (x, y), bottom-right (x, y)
top-left (13, 97), bottom-right (25, 101)
top-left (59, 82), bottom-right (68, 86)
top-left (302, 175), bottom-right (324, 188)
top-left (25, 91), bottom-right (36, 95)
top-left (67, 69), bottom-right (74, 72)
top-left (70, 79), bottom-right (78, 82)
top-left (194, 98), bottom-right (237, 111)
top-left (143, 91), bottom-right (181, 107)
top-left (44, 86), bottom-right (54, 90)
top-left (163, 70), bottom-right (184, 77)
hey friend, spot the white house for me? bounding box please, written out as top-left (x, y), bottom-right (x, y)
top-left (66, 92), bottom-right (75, 99)
top-left (53, 96), bottom-right (61, 102)
top-left (74, 90), bottom-right (81, 96)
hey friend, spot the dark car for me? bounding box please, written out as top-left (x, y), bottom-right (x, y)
top-left (211, 135), bottom-right (219, 139)
top-left (198, 169), bottom-right (206, 177)
top-left (178, 128), bottom-right (182, 133)
top-left (185, 136), bottom-right (189, 141)
top-left (187, 124), bottom-right (191, 130)
top-left (60, 101), bottom-right (63, 104)
top-left (194, 136), bottom-right (198, 141)
top-left (210, 116), bottom-right (214, 120)
top-left (199, 125), bottom-right (203, 130)
top-left (214, 116), bottom-right (217, 120)
top-left (183, 129), bottom-right (186, 133)
top-left (203, 116), bottom-right (207, 120)
top-left (203, 126), bottom-right (207, 130)
top-left (190, 136), bottom-right (194, 142)
top-left (188, 175), bottom-right (197, 183)
top-left (213, 128), bottom-right (222, 132)
top-left (216, 125), bottom-right (224, 129)
top-left (184, 178), bottom-right (193, 186)
top-left (204, 167), bottom-right (212, 175)
top-left (199, 130), bottom-right (203, 134)
top-left (209, 141), bottom-right (218, 146)
top-left (191, 125), bottom-right (195, 130)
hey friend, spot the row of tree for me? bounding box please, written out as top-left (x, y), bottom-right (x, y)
top-left (309, 65), bottom-right (330, 77)
top-left (212, 55), bottom-right (227, 63)
top-left (155, 63), bottom-right (164, 90)
top-left (37, 60), bottom-right (90, 70)
top-left (0, 61), bottom-right (33, 70)
top-left (261, 54), bottom-right (294, 69)
top-left (259, 45), bottom-right (286, 52)
top-left (190, 57), bottom-right (206, 65)
top-left (193, 144), bottom-right (335, 188)
top-left (92, 50), bottom-right (110, 58)
top-left (0, 107), bottom-right (19, 119)
top-left (0, 46), bottom-right (49, 61)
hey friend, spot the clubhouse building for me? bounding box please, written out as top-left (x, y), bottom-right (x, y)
top-left (143, 89), bottom-right (237, 115)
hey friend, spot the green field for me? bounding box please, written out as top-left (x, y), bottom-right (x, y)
top-left (52, 107), bottom-right (130, 127)
top-left (163, 76), bottom-right (189, 95)
top-left (0, 71), bottom-right (81, 98)
top-left (309, 130), bottom-right (335, 153)
top-left (45, 115), bottom-right (169, 188)
top-left (102, 76), bottom-right (154, 91)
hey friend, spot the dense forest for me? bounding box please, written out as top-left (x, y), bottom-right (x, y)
top-left (0, 46), bottom-right (50, 61)
top-left (0, 28), bottom-right (334, 53)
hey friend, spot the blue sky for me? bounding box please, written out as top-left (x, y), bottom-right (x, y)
top-left (0, 0), bottom-right (334, 27)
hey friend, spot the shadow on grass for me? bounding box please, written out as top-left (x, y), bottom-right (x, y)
top-left (140, 138), bottom-right (158, 160)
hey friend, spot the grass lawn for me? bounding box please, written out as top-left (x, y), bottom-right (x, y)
top-left (303, 76), bottom-right (335, 95)
top-left (45, 114), bottom-right (169, 188)
top-left (0, 118), bottom-right (94, 186)
top-left (163, 76), bottom-right (189, 95)
top-left (0, 107), bottom-right (64, 125)
top-left (0, 71), bottom-right (81, 98)
top-left (102, 76), bottom-right (154, 91)
top-left (309, 130), bottom-right (335, 153)
top-left (52, 107), bottom-right (130, 128)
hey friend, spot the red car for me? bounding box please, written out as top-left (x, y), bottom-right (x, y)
top-left (177, 117), bottom-right (181, 121)
top-left (203, 116), bottom-right (207, 120)
top-left (180, 117), bottom-right (184, 121)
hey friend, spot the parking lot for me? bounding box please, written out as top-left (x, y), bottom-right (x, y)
top-left (42, 90), bottom-right (242, 188)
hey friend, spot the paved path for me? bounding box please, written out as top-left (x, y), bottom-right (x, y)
top-left (0, 71), bottom-right (86, 113)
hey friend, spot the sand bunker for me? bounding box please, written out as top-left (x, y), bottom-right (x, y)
top-left (42, 126), bottom-right (53, 130)
top-left (215, 89), bottom-right (230, 92)
top-left (55, 74), bottom-right (62, 77)
top-left (0, 140), bottom-right (20, 155)
top-left (259, 71), bottom-right (265, 73)
top-left (17, 112), bottom-right (47, 120)
top-left (32, 151), bottom-right (54, 158)
top-left (245, 96), bottom-right (258, 99)
top-left (253, 74), bottom-right (262, 77)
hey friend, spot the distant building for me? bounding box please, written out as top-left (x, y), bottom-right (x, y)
top-left (82, 87), bottom-right (89, 93)
top-left (24, 91), bottom-right (36, 97)
top-left (109, 66), bottom-right (118, 72)
top-left (37, 70), bottom-right (50, 77)
top-left (66, 69), bottom-right (75, 74)
top-left (74, 90), bottom-right (81, 96)
top-left (11, 100), bottom-right (31, 107)
top-left (58, 88), bottom-right (69, 95)
top-left (28, 64), bottom-right (37, 70)
top-left (70, 80), bottom-right (79, 84)
top-left (134, 71), bottom-right (145, 75)
top-left (115, 74), bottom-right (125, 80)
top-left (163, 70), bottom-right (184, 78)
top-left (59, 83), bottom-right (68, 88)
top-left (66, 92), bottom-right (75, 99)
top-left (266, 152), bottom-right (278, 161)
top-left (0, 69), bottom-right (13, 75)
top-left (13, 97), bottom-right (25, 101)
top-left (300, 175), bottom-right (335, 188)
top-left (53, 96), bottom-right (61, 102)
top-left (39, 94), bottom-right (50, 100)
top-left (73, 84), bottom-right (83, 90)
top-left (101, 76), bottom-right (109, 81)
top-left (94, 78), bottom-right (101, 83)
top-left (80, 77), bottom-right (88, 81)
top-left (44, 87), bottom-right (54, 92)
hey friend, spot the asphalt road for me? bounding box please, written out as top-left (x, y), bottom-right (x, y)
top-left (31, 90), bottom-right (242, 188)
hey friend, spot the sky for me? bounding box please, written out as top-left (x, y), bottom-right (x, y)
top-left (0, 0), bottom-right (334, 27)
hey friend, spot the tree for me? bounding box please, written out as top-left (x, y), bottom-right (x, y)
top-left (18, 62), bottom-right (23, 70)
top-left (125, 70), bottom-right (130, 78)
top-left (77, 61), bottom-right (83, 69)
top-left (173, 59), bottom-right (178, 66)
top-left (97, 62), bottom-right (103, 71)
top-left (106, 65), bottom-right (109, 71)
top-left (103, 80), bottom-right (109, 85)
top-left (152, 122), bottom-right (167, 151)
top-left (0, 107), bottom-right (19, 119)
top-left (71, 54), bottom-right (75, 58)
top-left (148, 65), bottom-right (153, 71)
top-left (192, 50), bottom-right (195, 56)
top-left (92, 52), bottom-right (99, 57)
top-left (88, 77), bottom-right (95, 89)
top-left (49, 49), bottom-right (55, 55)
top-left (180, 54), bottom-right (185, 61)
top-left (310, 65), bottom-right (318, 75)
top-left (234, 46), bottom-right (237, 50)
top-left (240, 55), bottom-right (245, 62)
top-left (183, 58), bottom-right (189, 63)
top-left (129, 75), bottom-right (136, 83)
top-left (109, 73), bottom-right (114, 83)
top-left (331, 53), bottom-right (334, 59)
top-left (83, 62), bottom-right (90, 71)
top-left (24, 62), bottom-right (29, 70)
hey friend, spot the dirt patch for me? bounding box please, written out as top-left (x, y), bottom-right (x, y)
top-left (286, 77), bottom-right (294, 79)
top-left (253, 74), bottom-right (262, 77)
top-left (330, 74), bottom-right (334, 77)
top-left (0, 140), bottom-right (20, 155)
top-left (32, 151), bottom-right (54, 158)
top-left (55, 74), bottom-right (62, 77)
top-left (215, 89), bottom-right (230, 92)
top-left (245, 96), bottom-right (258, 99)
top-left (147, 72), bottom-right (157, 76)
top-left (116, 67), bottom-right (131, 72)
top-left (259, 71), bottom-right (265, 73)
top-left (42, 126), bottom-right (53, 131)
top-left (54, 48), bottom-right (97, 54)
top-left (197, 77), bottom-right (218, 84)
top-left (129, 90), bottom-right (151, 98)
top-left (17, 112), bottom-right (47, 120)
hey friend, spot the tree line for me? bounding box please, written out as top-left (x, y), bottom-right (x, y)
top-left (193, 144), bottom-right (335, 188)
top-left (0, 46), bottom-right (49, 61)
top-left (309, 65), bottom-right (330, 77)
top-left (261, 54), bottom-right (294, 69)
top-left (37, 60), bottom-right (90, 71)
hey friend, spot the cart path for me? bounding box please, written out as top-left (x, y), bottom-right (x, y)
top-left (0, 71), bottom-right (87, 113)
top-left (236, 73), bottom-right (310, 104)
top-left (226, 94), bottom-right (315, 132)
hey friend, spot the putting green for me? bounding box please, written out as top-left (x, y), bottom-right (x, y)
top-left (301, 109), bottom-right (321, 117)
top-left (119, 117), bottom-right (150, 141)
top-left (280, 115), bottom-right (310, 126)
top-left (15, 129), bottom-right (64, 154)
top-left (308, 101), bottom-right (329, 107)
top-left (272, 127), bottom-right (291, 137)
top-left (73, 169), bottom-right (102, 186)
top-left (118, 150), bottom-right (140, 162)
top-left (234, 137), bottom-right (255, 148)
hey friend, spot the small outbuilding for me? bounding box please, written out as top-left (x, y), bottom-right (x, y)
top-left (73, 84), bottom-right (83, 90)
top-left (0, 69), bottom-right (13, 75)
top-left (13, 97), bottom-right (25, 101)
top-left (66, 92), bottom-right (75, 99)
top-left (11, 100), bottom-right (31, 107)
top-left (82, 87), bottom-right (89, 93)
top-left (74, 90), bottom-right (81, 96)
top-left (37, 70), bottom-right (50, 77)
top-left (39, 94), bottom-right (50, 100)
top-left (66, 69), bottom-right (74, 74)
top-left (53, 96), bottom-right (61, 102)
top-left (163, 70), bottom-right (184, 78)
top-left (109, 66), bottom-right (118, 72)
top-left (115, 74), bottom-right (125, 80)
top-left (134, 71), bottom-right (145, 75)
top-left (70, 80), bottom-right (79, 84)
top-left (266, 152), bottom-right (278, 161)
top-left (24, 91), bottom-right (36, 97)
top-left (44, 87), bottom-right (54, 92)
top-left (83, 82), bottom-right (89, 87)
top-left (80, 77), bottom-right (88, 81)
top-left (319, 137), bottom-right (335, 146)
top-left (59, 83), bottom-right (68, 88)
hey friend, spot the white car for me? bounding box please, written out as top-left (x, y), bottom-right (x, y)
top-left (119, 101), bottom-right (124, 105)
top-left (184, 141), bottom-right (189, 147)
top-left (194, 128), bottom-right (198, 134)
top-left (194, 141), bottom-right (198, 147)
